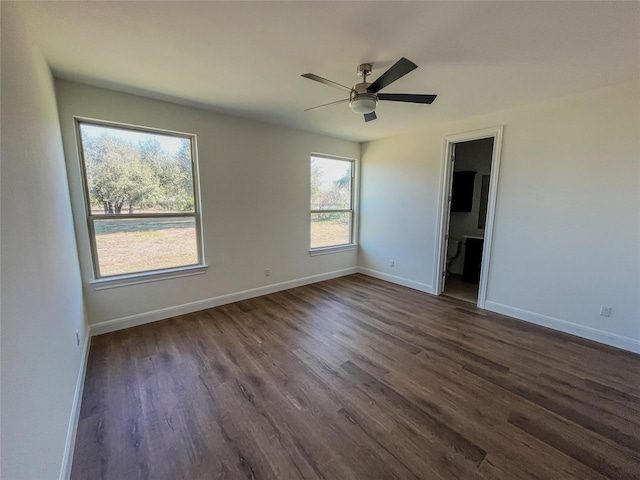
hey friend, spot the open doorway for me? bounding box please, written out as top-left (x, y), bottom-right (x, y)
top-left (435, 126), bottom-right (503, 307)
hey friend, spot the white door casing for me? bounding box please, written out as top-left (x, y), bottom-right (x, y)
top-left (434, 126), bottom-right (504, 308)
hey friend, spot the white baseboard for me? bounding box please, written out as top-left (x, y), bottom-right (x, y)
top-left (485, 301), bottom-right (640, 354)
top-left (89, 267), bottom-right (358, 336)
top-left (87, 265), bottom-right (639, 355)
top-left (59, 329), bottom-right (91, 480)
top-left (355, 269), bottom-right (638, 354)
top-left (357, 267), bottom-right (434, 294)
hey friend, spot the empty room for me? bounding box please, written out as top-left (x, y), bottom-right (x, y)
top-left (2, 1), bottom-right (639, 479)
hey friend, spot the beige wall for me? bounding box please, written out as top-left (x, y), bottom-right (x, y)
top-left (360, 80), bottom-right (640, 351)
top-left (55, 80), bottom-right (360, 327)
top-left (0, 4), bottom-right (88, 479)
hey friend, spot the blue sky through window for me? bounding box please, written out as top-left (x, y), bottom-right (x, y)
top-left (80, 123), bottom-right (184, 153)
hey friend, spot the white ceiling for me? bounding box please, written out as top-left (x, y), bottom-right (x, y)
top-left (16, 1), bottom-right (640, 143)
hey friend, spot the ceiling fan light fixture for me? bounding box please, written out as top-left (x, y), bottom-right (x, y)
top-left (302, 57), bottom-right (436, 122)
top-left (349, 94), bottom-right (378, 114)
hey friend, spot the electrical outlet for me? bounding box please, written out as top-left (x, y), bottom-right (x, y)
top-left (75, 330), bottom-right (80, 346)
top-left (390, 260), bottom-right (395, 267)
top-left (265, 268), bottom-right (271, 277)
top-left (600, 305), bottom-right (612, 317)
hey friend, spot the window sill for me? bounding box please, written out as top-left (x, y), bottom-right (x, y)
top-left (309, 244), bottom-right (357, 256)
top-left (90, 264), bottom-right (208, 290)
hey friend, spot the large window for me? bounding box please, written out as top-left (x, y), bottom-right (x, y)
top-left (76, 119), bottom-right (203, 279)
top-left (310, 155), bottom-right (355, 250)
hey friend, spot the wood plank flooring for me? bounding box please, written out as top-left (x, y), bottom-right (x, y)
top-left (71, 274), bottom-right (640, 479)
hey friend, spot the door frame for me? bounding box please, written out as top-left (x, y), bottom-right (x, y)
top-left (433, 125), bottom-right (504, 308)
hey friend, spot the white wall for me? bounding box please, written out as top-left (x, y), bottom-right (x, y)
top-left (54, 81), bottom-right (360, 328)
top-left (359, 80), bottom-right (640, 352)
top-left (358, 132), bottom-right (441, 292)
top-left (0, 4), bottom-right (88, 479)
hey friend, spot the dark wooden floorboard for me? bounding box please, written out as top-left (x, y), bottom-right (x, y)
top-left (72, 274), bottom-right (640, 479)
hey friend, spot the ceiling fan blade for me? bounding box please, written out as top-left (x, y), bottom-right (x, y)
top-left (364, 112), bottom-right (377, 122)
top-left (377, 93), bottom-right (437, 104)
top-left (304, 98), bottom-right (350, 112)
top-left (301, 73), bottom-right (352, 93)
top-left (367, 57), bottom-right (418, 94)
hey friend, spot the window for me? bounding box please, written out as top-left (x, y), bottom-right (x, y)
top-left (76, 119), bottom-right (204, 280)
top-left (310, 155), bottom-right (355, 251)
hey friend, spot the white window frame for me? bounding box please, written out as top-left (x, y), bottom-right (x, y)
top-left (74, 117), bottom-right (206, 288)
top-left (309, 153), bottom-right (358, 255)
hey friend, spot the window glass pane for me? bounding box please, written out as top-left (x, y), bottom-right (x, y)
top-left (94, 217), bottom-right (198, 277)
top-left (79, 123), bottom-right (194, 215)
top-left (310, 212), bottom-right (351, 249)
top-left (310, 157), bottom-right (352, 211)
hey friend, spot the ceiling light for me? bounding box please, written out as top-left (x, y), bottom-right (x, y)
top-left (349, 94), bottom-right (378, 114)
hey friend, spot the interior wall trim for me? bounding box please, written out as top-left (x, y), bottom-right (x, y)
top-left (357, 269), bottom-right (638, 355)
top-left (88, 267), bottom-right (637, 353)
top-left (60, 330), bottom-right (91, 480)
top-left (434, 125), bottom-right (504, 308)
top-left (88, 267), bottom-right (358, 336)
top-left (357, 267), bottom-right (434, 295)
top-left (484, 301), bottom-right (640, 354)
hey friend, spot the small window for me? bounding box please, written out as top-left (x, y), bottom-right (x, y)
top-left (310, 155), bottom-right (355, 250)
top-left (76, 120), bottom-right (204, 279)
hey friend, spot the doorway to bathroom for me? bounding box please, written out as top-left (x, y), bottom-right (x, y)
top-left (434, 126), bottom-right (503, 307)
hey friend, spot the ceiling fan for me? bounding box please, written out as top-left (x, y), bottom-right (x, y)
top-left (301, 57), bottom-right (437, 122)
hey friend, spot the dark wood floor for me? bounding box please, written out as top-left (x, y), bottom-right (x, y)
top-left (72, 274), bottom-right (640, 480)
